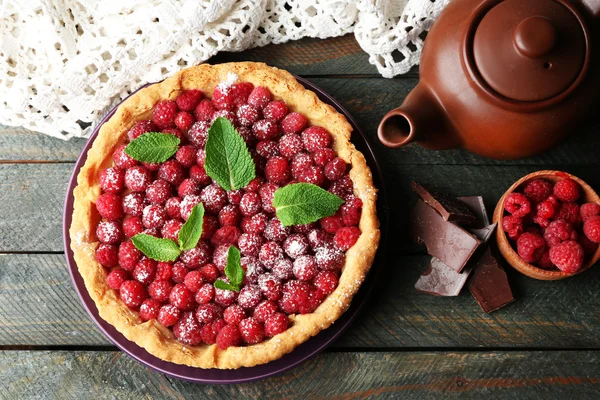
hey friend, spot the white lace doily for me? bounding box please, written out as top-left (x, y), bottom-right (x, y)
top-left (0, 0), bottom-right (449, 140)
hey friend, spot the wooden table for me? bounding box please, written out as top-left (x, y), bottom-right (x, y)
top-left (2, 35), bottom-right (600, 399)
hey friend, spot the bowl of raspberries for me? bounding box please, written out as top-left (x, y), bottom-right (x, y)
top-left (493, 170), bottom-right (600, 280)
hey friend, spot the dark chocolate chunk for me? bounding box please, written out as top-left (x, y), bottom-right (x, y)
top-left (411, 199), bottom-right (481, 272)
top-left (468, 248), bottom-right (515, 313)
top-left (411, 181), bottom-right (476, 224)
top-left (458, 196), bottom-right (489, 228)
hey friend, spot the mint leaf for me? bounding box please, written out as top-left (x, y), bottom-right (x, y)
top-left (124, 132), bottom-right (180, 163)
top-left (204, 117), bottom-right (255, 191)
top-left (178, 204), bottom-right (205, 251)
top-left (273, 183), bottom-right (345, 226)
top-left (131, 234), bottom-right (180, 262)
top-left (214, 246), bottom-right (245, 292)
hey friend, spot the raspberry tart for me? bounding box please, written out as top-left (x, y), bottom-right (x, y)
top-left (70, 62), bottom-right (379, 369)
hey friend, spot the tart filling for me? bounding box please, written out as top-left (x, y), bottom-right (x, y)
top-left (70, 62), bottom-right (379, 369)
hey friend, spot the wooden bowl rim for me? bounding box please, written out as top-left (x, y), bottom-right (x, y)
top-left (493, 170), bottom-right (600, 281)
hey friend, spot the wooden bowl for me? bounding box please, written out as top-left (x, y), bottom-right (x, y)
top-left (493, 170), bottom-right (600, 280)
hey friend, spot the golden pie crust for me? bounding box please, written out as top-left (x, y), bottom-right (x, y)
top-left (70, 62), bottom-right (380, 369)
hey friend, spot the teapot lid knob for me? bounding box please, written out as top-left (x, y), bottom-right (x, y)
top-left (514, 16), bottom-right (556, 59)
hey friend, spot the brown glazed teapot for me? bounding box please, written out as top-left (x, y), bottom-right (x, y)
top-left (377, 0), bottom-right (600, 159)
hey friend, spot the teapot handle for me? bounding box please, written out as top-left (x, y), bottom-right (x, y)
top-left (580, 0), bottom-right (600, 19)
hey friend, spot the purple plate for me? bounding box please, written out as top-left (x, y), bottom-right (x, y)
top-left (63, 75), bottom-right (388, 384)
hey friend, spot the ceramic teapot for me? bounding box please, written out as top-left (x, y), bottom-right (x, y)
top-left (377, 0), bottom-right (600, 160)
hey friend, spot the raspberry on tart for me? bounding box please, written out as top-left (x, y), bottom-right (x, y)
top-left (70, 62), bottom-right (379, 370)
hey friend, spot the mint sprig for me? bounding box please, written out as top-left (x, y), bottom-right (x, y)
top-left (272, 183), bottom-right (345, 226)
top-left (204, 117), bottom-right (255, 191)
top-left (131, 204), bottom-right (205, 261)
top-left (214, 246), bottom-right (244, 292)
top-left (124, 132), bottom-right (180, 163)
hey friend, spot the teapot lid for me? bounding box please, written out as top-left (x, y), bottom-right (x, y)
top-left (473, 0), bottom-right (586, 102)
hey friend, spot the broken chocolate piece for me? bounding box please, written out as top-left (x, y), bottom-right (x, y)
top-left (458, 196), bottom-right (489, 228)
top-left (411, 199), bottom-right (481, 272)
top-left (411, 181), bottom-right (476, 224)
top-left (468, 248), bottom-right (515, 313)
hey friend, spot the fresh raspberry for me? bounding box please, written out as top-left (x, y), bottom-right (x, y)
top-left (195, 282), bottom-right (215, 304)
top-left (174, 145), bottom-right (196, 168)
top-left (262, 100), bottom-right (287, 121)
top-left (148, 280), bottom-right (173, 303)
top-left (96, 193), bottom-right (124, 220)
top-left (142, 227), bottom-right (160, 237)
top-left (299, 288), bottom-right (326, 314)
top-left (183, 270), bottom-right (203, 293)
top-left (239, 317), bottom-right (265, 344)
top-left (138, 298), bottom-right (161, 321)
top-left (196, 303), bottom-right (223, 324)
top-left (210, 226), bottom-right (241, 247)
top-left (533, 215), bottom-right (551, 228)
top-left (248, 86), bottom-right (273, 109)
top-left (99, 167), bottom-right (125, 194)
top-left (259, 241), bottom-right (284, 268)
top-left (216, 324), bottom-right (243, 349)
top-left (212, 83), bottom-right (236, 110)
top-left (536, 200), bottom-right (555, 219)
top-left (179, 194), bottom-right (202, 221)
top-left (264, 218), bottom-right (292, 242)
top-left (211, 109), bottom-right (237, 125)
top-left (187, 120), bottom-right (210, 148)
top-left (161, 127), bottom-right (186, 143)
top-left (127, 120), bottom-right (158, 141)
top-left (313, 270), bottom-right (339, 295)
top-left (294, 222), bottom-right (317, 234)
top-left (334, 226), bottom-right (361, 251)
top-left (245, 177), bottom-right (265, 192)
top-left (256, 140), bottom-right (280, 159)
top-left (155, 262), bottom-right (173, 281)
top-left (536, 250), bottom-right (554, 269)
top-left (200, 319), bottom-right (226, 345)
top-left (252, 119), bottom-right (280, 140)
top-left (194, 99), bottom-right (216, 122)
top-left (516, 232), bottom-right (546, 263)
top-left (112, 144), bottom-right (138, 170)
top-left (584, 216), bottom-right (600, 243)
top-left (200, 263), bottom-right (219, 283)
top-left (142, 205), bottom-right (166, 229)
top-left (169, 284), bottom-right (196, 311)
top-left (313, 148), bottom-right (336, 167)
top-left (237, 125), bottom-right (255, 146)
top-left (253, 300), bottom-right (278, 322)
top-left (177, 178), bottom-right (201, 198)
top-left (237, 192), bottom-right (260, 217)
top-left (549, 240), bottom-right (584, 273)
top-left (180, 241), bottom-right (211, 269)
top-left (544, 220), bottom-right (573, 247)
top-left (293, 255), bottom-right (318, 281)
top-left (223, 305), bottom-right (246, 325)
top-left (581, 203), bottom-right (600, 221)
top-left (218, 204), bottom-right (241, 227)
top-left (95, 244), bottom-right (118, 267)
top-left (241, 213), bottom-right (269, 234)
top-left (157, 304), bottom-right (182, 327)
top-left (320, 215), bottom-right (344, 234)
top-left (174, 111), bottom-right (195, 131)
top-left (121, 194), bottom-right (143, 218)
top-left (279, 280), bottom-right (310, 314)
top-left (231, 82), bottom-right (254, 106)
top-left (281, 112), bottom-right (308, 134)
top-left (212, 244), bottom-right (232, 271)
top-left (522, 179), bottom-right (553, 203)
top-left (133, 258), bottom-right (156, 285)
top-left (227, 189), bottom-right (244, 205)
top-left (236, 104), bottom-right (260, 127)
top-left (238, 233), bottom-right (263, 257)
top-left (118, 240), bottom-right (141, 271)
top-left (158, 159), bottom-right (185, 186)
top-left (119, 280), bottom-right (148, 308)
top-left (124, 165), bottom-right (151, 192)
top-left (324, 158), bottom-right (346, 181)
top-left (264, 312), bottom-right (288, 337)
top-left (122, 215), bottom-right (144, 237)
top-left (189, 165), bottom-right (211, 185)
top-left (291, 152), bottom-right (314, 178)
top-left (265, 156), bottom-right (291, 184)
top-left (257, 274), bottom-right (282, 301)
top-left (555, 202), bottom-right (581, 225)
top-left (241, 256), bottom-right (265, 284)
top-left (307, 229), bottom-right (333, 249)
top-left (173, 312), bottom-right (203, 346)
top-left (258, 183), bottom-right (278, 214)
top-left (201, 215), bottom-right (219, 240)
top-left (176, 90), bottom-right (203, 111)
top-left (329, 175), bottom-right (353, 198)
top-left (553, 178), bottom-right (581, 203)
top-left (237, 284), bottom-right (262, 309)
top-left (302, 126), bottom-right (331, 152)
top-left (341, 196), bottom-right (363, 226)
top-left (106, 268), bottom-right (128, 290)
top-left (272, 258), bottom-right (294, 280)
top-left (315, 244), bottom-right (345, 270)
top-left (171, 262), bottom-right (188, 283)
top-left (297, 165), bottom-right (325, 186)
top-left (278, 134), bottom-right (303, 159)
top-left (151, 100), bottom-right (178, 129)
top-left (96, 220), bottom-right (123, 244)
top-left (283, 234), bottom-right (310, 259)
top-left (504, 193), bottom-right (531, 218)
top-left (201, 184), bottom-right (228, 214)
top-left (145, 180), bottom-right (171, 205)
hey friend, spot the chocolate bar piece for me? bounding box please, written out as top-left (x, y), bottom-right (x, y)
top-left (411, 182), bottom-right (476, 224)
top-left (458, 196), bottom-right (489, 228)
top-left (411, 199), bottom-right (481, 272)
top-left (468, 248), bottom-right (515, 313)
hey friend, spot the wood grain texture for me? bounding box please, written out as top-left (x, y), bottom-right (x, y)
top-left (3, 250), bottom-right (600, 349)
top-left (2, 350), bottom-right (600, 399)
top-left (0, 125), bottom-right (87, 162)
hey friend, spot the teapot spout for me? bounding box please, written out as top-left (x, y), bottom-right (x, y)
top-left (377, 84), bottom-right (458, 150)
